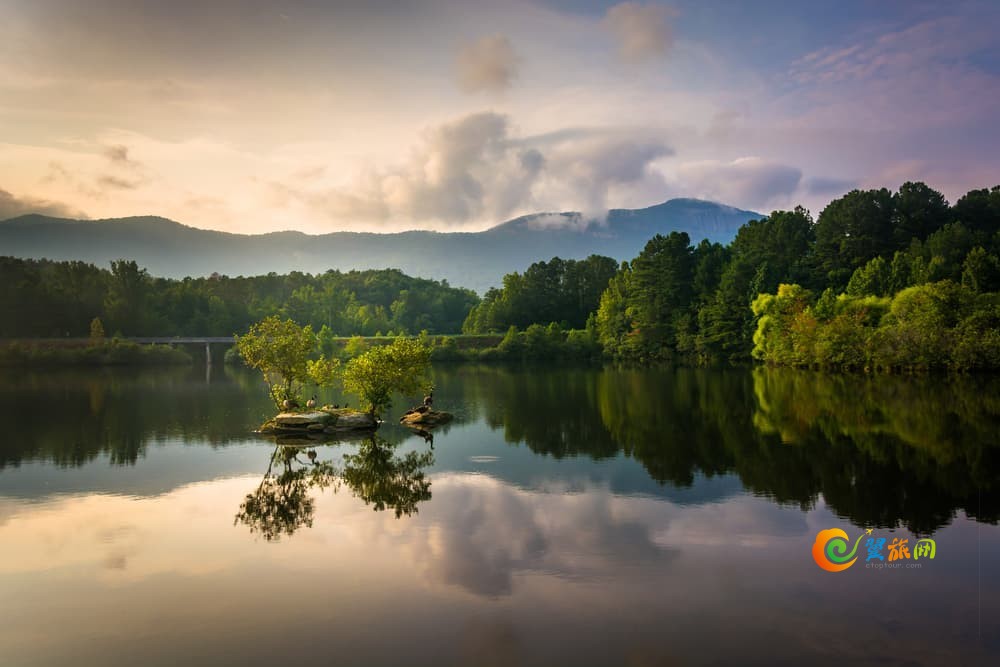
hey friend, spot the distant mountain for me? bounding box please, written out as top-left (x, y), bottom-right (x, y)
top-left (0, 199), bottom-right (760, 292)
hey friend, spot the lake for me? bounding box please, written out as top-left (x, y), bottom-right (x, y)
top-left (0, 364), bottom-right (997, 666)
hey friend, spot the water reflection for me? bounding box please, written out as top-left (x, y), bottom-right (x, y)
top-left (1, 364), bottom-right (997, 535)
top-left (0, 365), bottom-right (997, 665)
top-left (0, 366), bottom-right (276, 468)
top-left (342, 437), bottom-right (434, 517)
top-left (236, 437), bottom-right (434, 540)
top-left (235, 445), bottom-right (339, 541)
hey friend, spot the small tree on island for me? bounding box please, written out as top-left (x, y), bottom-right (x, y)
top-left (342, 337), bottom-right (432, 418)
top-left (235, 316), bottom-right (340, 410)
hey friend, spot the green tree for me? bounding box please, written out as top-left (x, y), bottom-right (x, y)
top-left (697, 208), bottom-right (814, 359)
top-left (105, 259), bottom-right (150, 334)
top-left (961, 247), bottom-right (1000, 293)
top-left (342, 437), bottom-right (434, 518)
top-left (594, 263), bottom-right (633, 357)
top-left (235, 316), bottom-right (319, 410)
top-left (463, 255), bottom-right (617, 333)
top-left (751, 284), bottom-right (813, 365)
top-left (845, 256), bottom-right (891, 296)
top-left (343, 335), bottom-right (369, 359)
top-left (951, 185), bottom-right (1000, 237)
top-left (892, 181), bottom-right (950, 246)
top-left (89, 317), bottom-right (106, 343)
top-left (814, 188), bottom-right (894, 288)
top-left (628, 232), bottom-right (694, 356)
top-left (341, 337), bottom-right (432, 417)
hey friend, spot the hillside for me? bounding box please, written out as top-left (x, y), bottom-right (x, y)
top-left (0, 199), bottom-right (760, 292)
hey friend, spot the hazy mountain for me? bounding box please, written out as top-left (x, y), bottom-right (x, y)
top-left (0, 198), bottom-right (760, 292)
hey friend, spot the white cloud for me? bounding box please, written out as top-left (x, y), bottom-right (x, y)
top-left (674, 157), bottom-right (802, 211)
top-left (290, 112), bottom-right (673, 228)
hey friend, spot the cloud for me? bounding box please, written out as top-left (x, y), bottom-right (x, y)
top-left (456, 35), bottom-right (518, 93)
top-left (542, 135), bottom-right (672, 220)
top-left (289, 112), bottom-right (672, 228)
top-left (98, 143), bottom-right (150, 191)
top-left (0, 187), bottom-right (84, 220)
top-left (397, 476), bottom-right (675, 597)
top-left (103, 144), bottom-right (135, 166)
top-left (674, 157), bottom-right (802, 210)
top-left (784, 11), bottom-right (1000, 132)
top-left (97, 175), bottom-right (144, 190)
top-left (803, 176), bottom-right (855, 197)
top-left (604, 2), bottom-right (674, 63)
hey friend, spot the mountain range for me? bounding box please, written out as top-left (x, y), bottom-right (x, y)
top-left (0, 198), bottom-right (760, 293)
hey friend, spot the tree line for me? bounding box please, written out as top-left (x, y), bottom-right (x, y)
top-left (456, 182), bottom-right (1000, 369)
top-left (0, 259), bottom-right (478, 338)
top-left (4, 180), bottom-right (998, 370)
top-left (594, 183), bottom-right (1000, 364)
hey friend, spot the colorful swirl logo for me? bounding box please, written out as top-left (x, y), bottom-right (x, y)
top-left (812, 528), bottom-right (863, 572)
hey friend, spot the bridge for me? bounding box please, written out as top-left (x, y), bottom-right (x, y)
top-left (126, 338), bottom-right (234, 364)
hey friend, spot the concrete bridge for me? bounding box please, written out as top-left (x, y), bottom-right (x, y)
top-left (126, 338), bottom-right (234, 364)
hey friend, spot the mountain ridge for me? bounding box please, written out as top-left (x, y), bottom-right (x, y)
top-left (0, 198), bottom-right (761, 292)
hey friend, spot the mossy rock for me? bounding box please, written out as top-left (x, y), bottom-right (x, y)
top-left (258, 407), bottom-right (376, 435)
top-left (399, 409), bottom-right (454, 427)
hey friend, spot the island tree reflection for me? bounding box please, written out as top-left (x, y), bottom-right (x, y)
top-left (343, 437), bottom-right (433, 518)
top-left (235, 436), bottom-right (434, 540)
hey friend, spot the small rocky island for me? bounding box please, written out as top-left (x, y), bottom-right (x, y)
top-left (399, 407), bottom-right (454, 428)
top-left (258, 406), bottom-right (378, 436)
top-left (398, 390), bottom-right (454, 429)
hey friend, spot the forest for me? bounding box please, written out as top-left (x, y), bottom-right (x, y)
top-left (591, 182), bottom-right (1000, 367)
top-left (3, 181), bottom-right (998, 370)
top-left (459, 183), bottom-right (1000, 369)
top-left (0, 261), bottom-right (478, 338)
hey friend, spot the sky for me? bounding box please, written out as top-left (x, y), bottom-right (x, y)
top-left (0, 0), bottom-right (998, 234)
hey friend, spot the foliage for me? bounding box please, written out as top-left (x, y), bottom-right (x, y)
top-left (235, 316), bottom-right (322, 409)
top-left (343, 335), bottom-right (370, 359)
top-left (341, 337), bottom-right (432, 417)
top-left (0, 260), bottom-right (478, 338)
top-left (0, 340), bottom-right (192, 367)
top-left (627, 232), bottom-right (695, 356)
top-left (589, 182), bottom-right (1000, 367)
top-left (752, 281), bottom-right (999, 370)
top-left (235, 446), bottom-right (339, 541)
top-left (3, 179), bottom-right (999, 373)
top-left (341, 438), bottom-right (434, 518)
top-left (463, 255), bottom-right (617, 333)
top-left (89, 317), bottom-right (106, 342)
top-left (306, 356), bottom-right (342, 388)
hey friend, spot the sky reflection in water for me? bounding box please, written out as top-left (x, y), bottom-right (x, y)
top-left (0, 365), bottom-right (996, 666)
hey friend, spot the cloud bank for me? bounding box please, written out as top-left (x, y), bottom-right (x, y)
top-left (674, 158), bottom-right (802, 211)
top-left (296, 111), bottom-right (672, 227)
top-left (0, 187), bottom-right (83, 220)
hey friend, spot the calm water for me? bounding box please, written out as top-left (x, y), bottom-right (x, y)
top-left (0, 364), bottom-right (997, 666)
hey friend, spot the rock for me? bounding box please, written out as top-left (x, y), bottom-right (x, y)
top-left (332, 411), bottom-right (377, 430)
top-left (259, 407), bottom-right (377, 437)
top-left (273, 411), bottom-right (332, 426)
top-left (400, 409), bottom-right (453, 427)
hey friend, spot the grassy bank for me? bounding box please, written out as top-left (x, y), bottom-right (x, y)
top-left (0, 340), bottom-right (194, 366)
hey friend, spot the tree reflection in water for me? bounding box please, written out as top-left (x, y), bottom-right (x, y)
top-left (342, 438), bottom-right (433, 518)
top-left (235, 436), bottom-right (434, 540)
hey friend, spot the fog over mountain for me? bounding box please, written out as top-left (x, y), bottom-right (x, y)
top-left (0, 198), bottom-right (759, 292)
